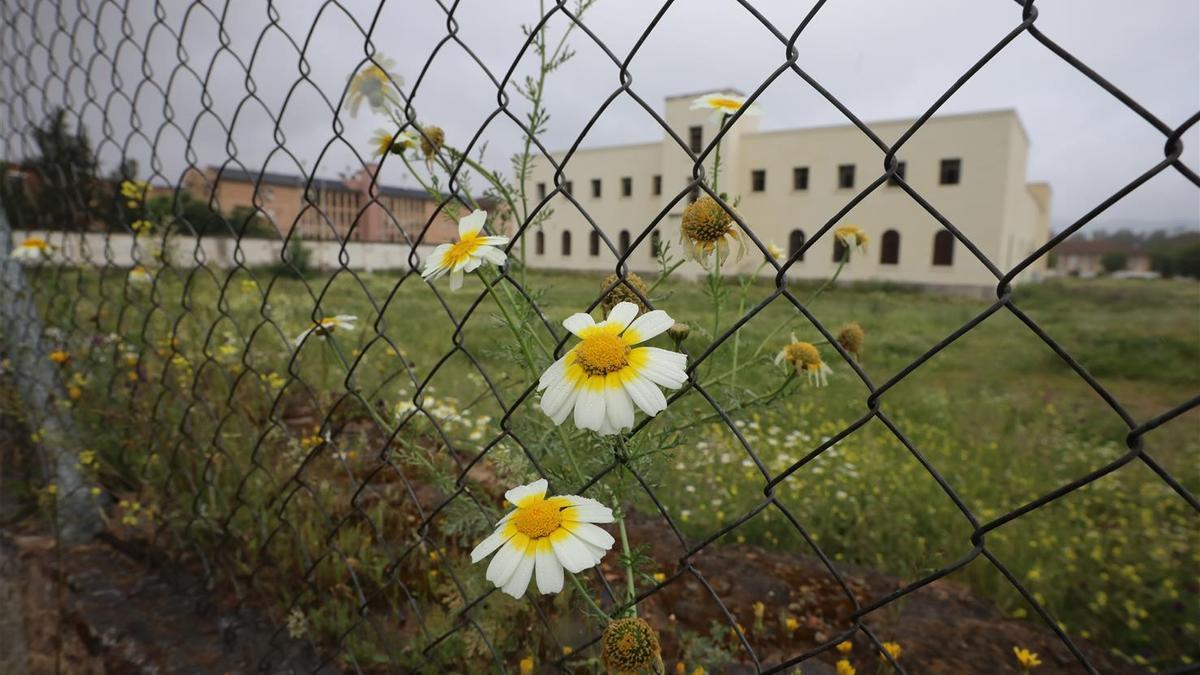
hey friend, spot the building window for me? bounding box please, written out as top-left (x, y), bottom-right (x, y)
top-left (939, 158), bottom-right (961, 185)
top-left (651, 230), bottom-right (662, 257)
top-left (536, 230), bottom-right (545, 255)
top-left (689, 125), bottom-right (703, 153)
top-left (788, 229), bottom-right (805, 261)
top-left (932, 230), bottom-right (954, 266)
top-left (589, 230), bottom-right (600, 256)
top-left (621, 176), bottom-right (632, 197)
top-left (688, 179), bottom-right (699, 203)
top-left (837, 164), bottom-right (855, 189)
top-left (792, 167), bottom-right (808, 190)
top-left (751, 169), bottom-right (766, 192)
top-left (537, 182), bottom-right (546, 200)
top-left (880, 229), bottom-right (900, 264)
top-left (833, 237), bottom-right (848, 262)
top-left (561, 230), bottom-right (572, 256)
top-left (563, 180), bottom-right (573, 196)
top-left (652, 175), bottom-right (662, 196)
top-left (888, 161), bottom-right (906, 186)
top-left (591, 179), bottom-right (602, 198)
top-left (619, 230), bottom-right (631, 255)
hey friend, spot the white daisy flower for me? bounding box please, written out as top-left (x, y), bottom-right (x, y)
top-left (470, 478), bottom-right (614, 598)
top-left (128, 266), bottom-right (153, 284)
top-left (537, 301), bottom-right (688, 435)
top-left (421, 209), bottom-right (509, 291)
top-left (689, 92), bottom-right (762, 121)
top-left (10, 237), bottom-right (52, 264)
top-left (294, 315), bottom-right (358, 347)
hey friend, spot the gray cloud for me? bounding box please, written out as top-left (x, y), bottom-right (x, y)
top-left (7, 0), bottom-right (1197, 234)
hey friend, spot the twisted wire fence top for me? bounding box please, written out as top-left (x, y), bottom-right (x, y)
top-left (0, 0), bottom-right (1197, 673)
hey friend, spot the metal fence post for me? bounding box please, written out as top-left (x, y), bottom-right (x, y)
top-left (0, 207), bottom-right (102, 543)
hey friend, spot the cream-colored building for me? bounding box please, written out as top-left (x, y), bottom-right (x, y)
top-left (524, 91), bottom-right (1051, 291)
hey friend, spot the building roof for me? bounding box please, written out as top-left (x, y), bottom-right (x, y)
top-left (212, 166), bottom-right (433, 201)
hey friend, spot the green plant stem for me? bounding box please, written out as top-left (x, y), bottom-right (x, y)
top-left (666, 372), bottom-right (795, 435)
top-left (729, 260), bottom-right (767, 394)
top-left (569, 572), bottom-right (610, 621)
top-left (616, 511), bottom-right (637, 615)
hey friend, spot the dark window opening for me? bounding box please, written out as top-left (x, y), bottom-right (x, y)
top-left (563, 180), bottom-right (573, 196)
top-left (591, 178), bottom-right (602, 198)
top-left (621, 176), bottom-right (632, 197)
top-left (618, 230), bottom-right (631, 255)
top-left (688, 125), bottom-right (703, 153)
top-left (652, 175), bottom-right (662, 196)
top-left (536, 182), bottom-right (546, 200)
top-left (939, 158), bottom-right (961, 185)
top-left (535, 230), bottom-right (545, 255)
top-left (792, 167), bottom-right (809, 190)
top-left (589, 230), bottom-right (600, 256)
top-left (751, 169), bottom-right (766, 192)
top-left (888, 161), bottom-right (906, 186)
top-left (788, 229), bottom-right (806, 261)
top-left (688, 179), bottom-right (699, 203)
top-left (651, 230), bottom-right (662, 256)
top-left (880, 229), bottom-right (900, 264)
top-left (837, 164), bottom-right (855, 189)
top-left (933, 230), bottom-right (954, 266)
top-left (561, 230), bottom-right (572, 256)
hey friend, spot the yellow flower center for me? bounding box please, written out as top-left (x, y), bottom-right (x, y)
top-left (443, 233), bottom-right (482, 268)
top-left (709, 97), bottom-right (743, 111)
top-left (784, 342), bottom-right (822, 370)
top-left (574, 331), bottom-right (630, 377)
top-left (512, 499), bottom-right (563, 538)
top-left (21, 238), bottom-right (48, 249)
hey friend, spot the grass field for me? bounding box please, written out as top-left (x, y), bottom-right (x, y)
top-left (25, 265), bottom-right (1199, 670)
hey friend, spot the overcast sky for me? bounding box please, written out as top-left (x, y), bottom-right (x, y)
top-left (6, 0), bottom-right (1198, 234)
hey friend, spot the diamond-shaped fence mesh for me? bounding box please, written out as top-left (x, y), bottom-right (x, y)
top-left (0, 1), bottom-right (1196, 673)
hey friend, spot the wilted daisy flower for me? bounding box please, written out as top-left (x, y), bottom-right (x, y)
top-left (128, 266), bottom-right (153, 285)
top-left (370, 128), bottom-right (419, 157)
top-left (420, 125), bottom-right (445, 162)
top-left (10, 237), bottom-right (52, 263)
top-left (680, 195), bottom-right (742, 263)
top-left (766, 242), bottom-right (784, 260)
top-left (469, 478), bottom-right (614, 598)
top-left (775, 334), bottom-right (832, 387)
top-left (835, 225), bottom-right (869, 254)
top-left (599, 272), bottom-right (649, 316)
top-left (836, 322), bottom-right (864, 361)
top-left (347, 56), bottom-right (402, 116)
top-left (421, 209), bottom-right (509, 290)
top-left (538, 302), bottom-right (687, 435)
top-left (690, 92), bottom-right (762, 121)
top-left (294, 315), bottom-right (357, 347)
top-left (601, 618), bottom-right (662, 674)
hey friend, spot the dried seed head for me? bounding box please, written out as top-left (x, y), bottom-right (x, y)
top-left (601, 617), bottom-right (661, 674)
top-left (421, 126), bottom-right (445, 160)
top-left (837, 322), bottom-right (865, 361)
top-left (600, 273), bottom-right (649, 316)
top-left (681, 196), bottom-right (733, 247)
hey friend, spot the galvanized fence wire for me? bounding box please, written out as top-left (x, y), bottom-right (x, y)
top-left (0, 0), bottom-right (1197, 673)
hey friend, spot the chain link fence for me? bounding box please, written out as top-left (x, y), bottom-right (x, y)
top-left (1, 1), bottom-right (1197, 673)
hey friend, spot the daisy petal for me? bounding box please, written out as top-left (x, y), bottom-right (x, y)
top-left (550, 531), bottom-right (597, 574)
top-left (505, 478), bottom-right (548, 507)
top-left (566, 521), bottom-right (615, 550)
top-left (605, 302), bottom-right (639, 330)
top-left (562, 313), bottom-right (596, 337)
top-left (603, 375), bottom-right (635, 432)
top-left (487, 535), bottom-right (528, 586)
top-left (471, 524), bottom-right (514, 563)
top-left (574, 383), bottom-right (606, 432)
top-left (622, 374), bottom-right (668, 417)
top-left (500, 543), bottom-right (536, 598)
top-left (625, 310), bottom-right (674, 343)
top-left (458, 209), bottom-right (487, 238)
top-left (534, 540), bottom-right (564, 594)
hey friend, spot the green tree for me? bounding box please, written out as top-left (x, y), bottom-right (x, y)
top-left (1100, 252), bottom-right (1128, 273)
